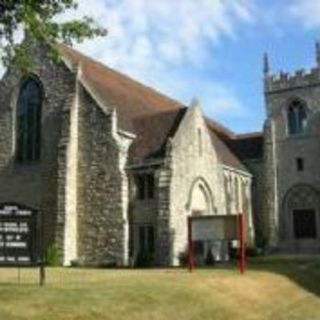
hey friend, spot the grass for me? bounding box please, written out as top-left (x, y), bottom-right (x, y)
top-left (0, 257), bottom-right (319, 320)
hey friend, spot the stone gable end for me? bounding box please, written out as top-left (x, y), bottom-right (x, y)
top-left (169, 105), bottom-right (223, 265)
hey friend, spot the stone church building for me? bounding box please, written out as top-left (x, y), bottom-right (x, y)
top-left (0, 40), bottom-right (319, 266)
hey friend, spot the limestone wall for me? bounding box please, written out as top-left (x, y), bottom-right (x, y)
top-left (76, 86), bottom-right (130, 266)
top-left (222, 166), bottom-right (254, 245)
top-left (168, 106), bottom-right (222, 265)
top-left (242, 159), bottom-right (264, 246)
top-left (265, 84), bottom-right (320, 251)
top-left (0, 41), bottom-right (76, 252)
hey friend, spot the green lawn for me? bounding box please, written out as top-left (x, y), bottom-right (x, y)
top-left (0, 258), bottom-right (319, 320)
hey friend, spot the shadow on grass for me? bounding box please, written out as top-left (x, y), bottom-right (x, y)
top-left (194, 256), bottom-right (320, 297)
top-left (247, 256), bottom-right (320, 296)
top-left (0, 257), bottom-right (319, 298)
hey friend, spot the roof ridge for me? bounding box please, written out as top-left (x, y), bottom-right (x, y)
top-left (207, 126), bottom-right (248, 173)
top-left (57, 43), bottom-right (244, 141)
top-left (57, 43), bottom-right (182, 110)
top-left (205, 117), bottom-right (235, 140)
top-left (131, 106), bottom-right (188, 120)
top-left (234, 132), bottom-right (263, 139)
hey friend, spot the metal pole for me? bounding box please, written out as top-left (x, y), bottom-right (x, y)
top-left (238, 213), bottom-right (246, 274)
top-left (17, 266), bottom-right (21, 285)
top-left (39, 210), bottom-right (45, 286)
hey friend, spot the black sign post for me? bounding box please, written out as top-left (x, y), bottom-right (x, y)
top-left (0, 203), bottom-right (45, 285)
top-left (39, 209), bottom-right (45, 286)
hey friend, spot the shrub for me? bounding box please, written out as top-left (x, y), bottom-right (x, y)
top-left (229, 245), bottom-right (264, 259)
top-left (228, 246), bottom-right (238, 260)
top-left (97, 261), bottom-right (118, 268)
top-left (46, 245), bottom-right (61, 266)
top-left (205, 250), bottom-right (215, 266)
top-left (246, 246), bottom-right (258, 257)
top-left (136, 250), bottom-right (154, 267)
top-left (178, 250), bottom-right (189, 267)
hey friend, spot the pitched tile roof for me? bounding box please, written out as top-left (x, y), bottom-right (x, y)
top-left (228, 133), bottom-right (264, 161)
top-left (57, 43), bottom-right (251, 172)
top-left (206, 127), bottom-right (248, 172)
top-left (205, 117), bottom-right (235, 140)
top-left (57, 43), bottom-right (181, 133)
top-left (129, 108), bottom-right (187, 161)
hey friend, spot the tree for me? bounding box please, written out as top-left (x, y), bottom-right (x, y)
top-left (0, 0), bottom-right (107, 68)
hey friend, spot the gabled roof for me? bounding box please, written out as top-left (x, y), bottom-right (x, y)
top-left (228, 133), bottom-right (264, 161)
top-left (207, 128), bottom-right (248, 172)
top-left (57, 43), bottom-right (252, 172)
top-left (57, 44), bottom-right (181, 133)
top-left (129, 108), bottom-right (187, 161)
top-left (205, 117), bottom-right (235, 140)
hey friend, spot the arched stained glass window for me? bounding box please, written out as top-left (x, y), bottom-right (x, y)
top-left (287, 100), bottom-right (307, 135)
top-left (16, 76), bottom-right (43, 162)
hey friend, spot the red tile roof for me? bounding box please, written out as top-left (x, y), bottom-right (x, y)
top-left (57, 43), bottom-right (181, 133)
top-left (57, 44), bottom-right (254, 171)
top-left (129, 108), bottom-right (187, 161)
top-left (228, 133), bottom-right (264, 161)
top-left (207, 128), bottom-right (248, 172)
top-left (205, 117), bottom-right (235, 140)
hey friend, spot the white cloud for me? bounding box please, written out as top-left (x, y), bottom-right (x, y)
top-left (289, 1), bottom-right (320, 29)
top-left (64, 0), bottom-right (254, 68)
top-left (59, 0), bottom-right (254, 122)
top-left (169, 75), bottom-right (248, 119)
top-left (200, 83), bottom-right (248, 118)
top-left (1, 1), bottom-right (254, 125)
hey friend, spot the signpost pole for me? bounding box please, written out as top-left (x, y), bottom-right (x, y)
top-left (17, 266), bottom-right (21, 284)
top-left (187, 217), bottom-right (194, 272)
top-left (39, 210), bottom-right (45, 286)
top-left (238, 213), bottom-right (246, 274)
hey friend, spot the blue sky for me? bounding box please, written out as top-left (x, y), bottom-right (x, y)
top-left (3, 0), bottom-right (320, 133)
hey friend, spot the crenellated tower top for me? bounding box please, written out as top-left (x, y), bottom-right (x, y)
top-left (264, 42), bottom-right (320, 94)
top-left (316, 41), bottom-right (320, 67)
top-left (263, 52), bottom-right (270, 76)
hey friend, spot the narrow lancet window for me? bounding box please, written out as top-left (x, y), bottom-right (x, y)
top-left (287, 100), bottom-right (307, 135)
top-left (16, 76), bottom-right (43, 162)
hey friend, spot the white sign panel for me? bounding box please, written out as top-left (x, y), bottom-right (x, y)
top-left (192, 218), bottom-right (224, 241)
top-left (191, 215), bottom-right (238, 241)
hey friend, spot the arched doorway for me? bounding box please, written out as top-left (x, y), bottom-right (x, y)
top-left (186, 177), bottom-right (214, 215)
top-left (282, 184), bottom-right (320, 251)
top-left (186, 178), bottom-right (219, 264)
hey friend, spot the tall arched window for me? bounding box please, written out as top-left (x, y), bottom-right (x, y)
top-left (287, 100), bottom-right (307, 135)
top-left (16, 76), bottom-right (43, 162)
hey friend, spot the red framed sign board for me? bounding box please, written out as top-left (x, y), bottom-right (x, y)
top-left (187, 213), bottom-right (246, 274)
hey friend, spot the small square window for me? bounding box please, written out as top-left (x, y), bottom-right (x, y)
top-left (296, 158), bottom-right (304, 171)
top-left (146, 174), bottom-right (154, 199)
top-left (135, 175), bottom-right (145, 200)
top-left (135, 173), bottom-right (155, 200)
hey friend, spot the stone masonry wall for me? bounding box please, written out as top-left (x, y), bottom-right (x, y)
top-left (265, 84), bottom-right (320, 251)
top-left (76, 85), bottom-right (128, 266)
top-left (155, 150), bottom-right (173, 266)
top-left (0, 40), bottom-right (76, 253)
top-left (222, 166), bottom-right (254, 245)
top-left (241, 160), bottom-right (264, 246)
top-left (168, 106), bottom-right (223, 266)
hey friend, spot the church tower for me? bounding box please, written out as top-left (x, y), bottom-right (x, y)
top-left (263, 45), bottom-right (320, 253)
